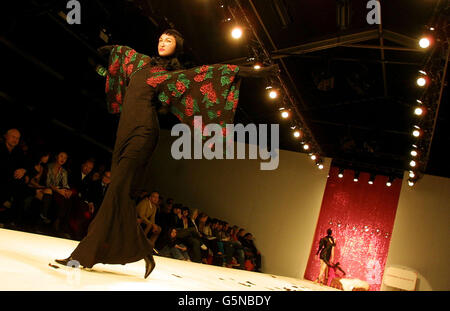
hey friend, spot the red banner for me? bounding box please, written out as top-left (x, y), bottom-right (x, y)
top-left (304, 166), bottom-right (402, 290)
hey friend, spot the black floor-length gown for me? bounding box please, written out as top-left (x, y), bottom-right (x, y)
top-left (68, 45), bottom-right (245, 269)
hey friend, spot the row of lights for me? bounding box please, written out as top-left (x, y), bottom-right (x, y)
top-left (407, 28), bottom-right (437, 187)
top-left (336, 168), bottom-right (396, 187)
top-left (222, 3), bottom-right (324, 170)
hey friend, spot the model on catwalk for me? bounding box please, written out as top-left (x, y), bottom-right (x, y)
top-left (55, 29), bottom-right (278, 278)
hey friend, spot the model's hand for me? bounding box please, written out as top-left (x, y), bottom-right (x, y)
top-left (97, 45), bottom-right (115, 56)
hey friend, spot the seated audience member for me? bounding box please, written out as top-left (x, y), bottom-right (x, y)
top-left (174, 206), bottom-right (205, 263)
top-left (156, 197), bottom-right (173, 230)
top-left (22, 151), bottom-right (51, 228)
top-left (237, 228), bottom-right (247, 244)
top-left (219, 223), bottom-right (244, 269)
top-left (159, 228), bottom-right (190, 261)
top-left (177, 206), bottom-right (191, 229)
top-left (0, 128), bottom-right (29, 227)
top-left (189, 208), bottom-right (209, 263)
top-left (241, 233), bottom-right (262, 272)
top-left (136, 191), bottom-right (161, 245)
top-left (90, 163), bottom-right (106, 182)
top-left (45, 151), bottom-right (73, 238)
top-left (154, 198), bottom-right (174, 249)
top-left (86, 170), bottom-right (111, 219)
top-left (73, 170), bottom-right (111, 239)
top-left (68, 159), bottom-right (95, 239)
top-left (70, 159), bottom-right (95, 199)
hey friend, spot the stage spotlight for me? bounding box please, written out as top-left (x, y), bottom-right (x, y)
top-left (303, 143), bottom-right (310, 150)
top-left (231, 27), bottom-right (243, 39)
top-left (408, 180), bottom-right (415, 187)
top-left (416, 77), bottom-right (426, 87)
top-left (409, 171), bottom-right (415, 178)
top-left (419, 37), bottom-right (431, 49)
top-left (338, 168), bottom-right (344, 178)
top-left (368, 174), bottom-right (375, 185)
top-left (310, 154), bottom-right (317, 161)
top-left (416, 71), bottom-right (428, 87)
top-left (318, 163), bottom-right (324, 170)
top-left (412, 127), bottom-right (421, 138)
top-left (414, 107), bottom-right (424, 116)
top-left (410, 160), bottom-right (417, 167)
top-left (293, 130), bottom-right (301, 138)
top-left (269, 90), bottom-right (278, 99)
top-left (353, 171), bottom-right (360, 182)
top-left (411, 150), bottom-right (418, 157)
top-left (253, 62), bottom-right (262, 70)
top-left (386, 177), bottom-right (394, 187)
top-left (281, 110), bottom-right (289, 119)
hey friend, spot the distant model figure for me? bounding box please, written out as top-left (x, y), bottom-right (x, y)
top-left (315, 228), bottom-right (335, 285)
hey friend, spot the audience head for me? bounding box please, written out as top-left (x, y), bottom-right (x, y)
top-left (32, 150), bottom-right (50, 165)
top-left (169, 227), bottom-right (177, 238)
top-left (222, 221), bottom-right (229, 230)
top-left (102, 171), bottom-right (111, 185)
top-left (149, 191), bottom-right (159, 205)
top-left (217, 221), bottom-right (223, 231)
top-left (181, 206), bottom-right (190, 218)
top-left (198, 212), bottom-right (208, 223)
top-left (81, 159), bottom-right (95, 175)
top-left (244, 233), bottom-right (253, 240)
top-left (238, 228), bottom-right (246, 237)
top-left (191, 208), bottom-right (199, 220)
top-left (172, 203), bottom-right (182, 215)
top-left (164, 198), bottom-right (174, 212)
top-left (4, 128), bottom-right (21, 150)
top-left (55, 151), bottom-right (68, 166)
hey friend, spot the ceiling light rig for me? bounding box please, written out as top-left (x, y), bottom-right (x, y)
top-left (220, 0), bottom-right (323, 169)
top-left (406, 5), bottom-right (449, 188)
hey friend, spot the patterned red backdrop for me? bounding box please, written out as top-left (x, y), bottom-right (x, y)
top-left (304, 166), bottom-right (402, 290)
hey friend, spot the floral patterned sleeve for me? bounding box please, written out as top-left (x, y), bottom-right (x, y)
top-left (147, 64), bottom-right (242, 143)
top-left (98, 45), bottom-right (151, 114)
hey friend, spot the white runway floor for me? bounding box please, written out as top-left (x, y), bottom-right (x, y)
top-left (0, 228), bottom-right (338, 291)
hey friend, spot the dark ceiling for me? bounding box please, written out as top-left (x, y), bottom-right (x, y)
top-left (0, 0), bottom-right (448, 179)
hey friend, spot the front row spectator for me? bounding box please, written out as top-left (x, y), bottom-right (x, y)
top-left (21, 151), bottom-right (51, 229)
top-left (136, 191), bottom-right (161, 245)
top-left (45, 151), bottom-right (73, 238)
top-left (159, 227), bottom-right (190, 261)
top-left (241, 233), bottom-right (262, 272)
top-left (0, 128), bottom-right (29, 227)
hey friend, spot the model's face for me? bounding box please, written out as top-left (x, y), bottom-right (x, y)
top-left (158, 33), bottom-right (176, 57)
top-left (57, 153), bottom-right (68, 165)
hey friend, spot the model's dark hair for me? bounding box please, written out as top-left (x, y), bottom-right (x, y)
top-left (150, 28), bottom-right (185, 71)
top-left (162, 29), bottom-right (184, 55)
top-left (327, 228), bottom-right (333, 236)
